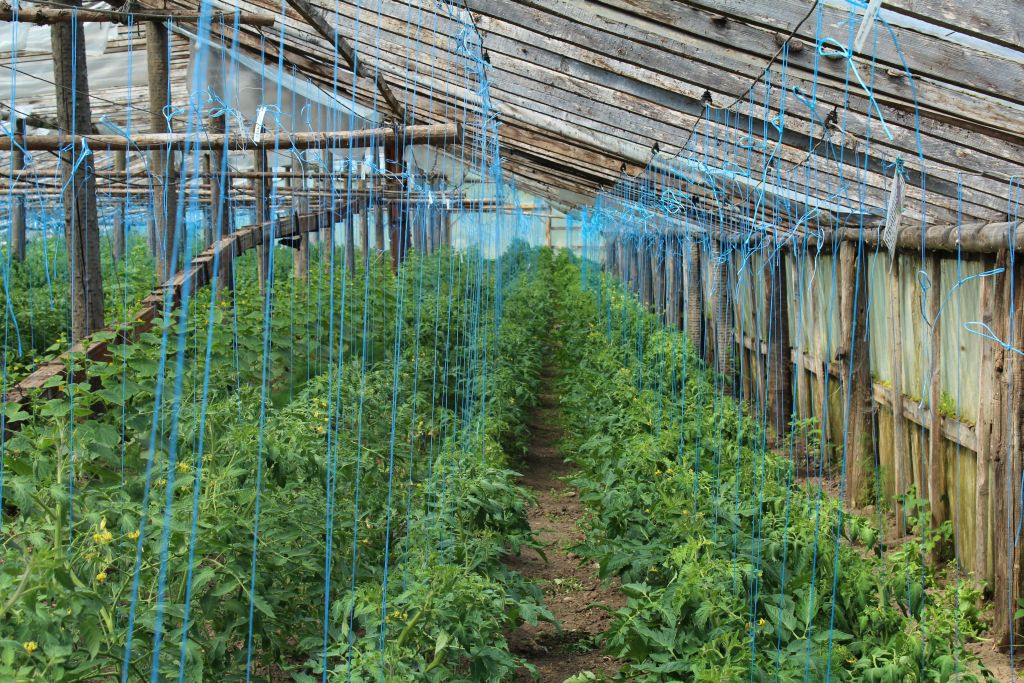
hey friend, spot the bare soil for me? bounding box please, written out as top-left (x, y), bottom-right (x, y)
top-left (506, 375), bottom-right (625, 683)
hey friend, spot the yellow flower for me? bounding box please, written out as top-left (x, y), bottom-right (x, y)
top-left (156, 478), bottom-right (167, 487)
top-left (846, 657), bottom-right (856, 665)
top-left (95, 571), bottom-right (108, 583)
top-left (23, 641), bottom-right (38, 654)
top-left (176, 461), bottom-right (190, 473)
top-left (757, 618), bottom-right (766, 626)
top-left (654, 469), bottom-right (662, 476)
top-left (127, 530), bottom-right (140, 541)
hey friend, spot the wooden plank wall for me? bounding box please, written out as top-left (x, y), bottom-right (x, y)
top-left (604, 231), bottom-right (1023, 646)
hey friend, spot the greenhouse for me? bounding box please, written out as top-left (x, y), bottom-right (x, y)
top-left (0, 0), bottom-right (1022, 680)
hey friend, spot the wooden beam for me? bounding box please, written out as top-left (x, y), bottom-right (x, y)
top-left (284, 0), bottom-right (405, 121)
top-left (0, 123), bottom-right (459, 151)
top-left (0, 4), bottom-right (275, 25)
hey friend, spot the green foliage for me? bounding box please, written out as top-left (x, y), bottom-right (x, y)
top-left (0, 244), bottom-right (554, 681)
top-left (548, 252), bottom-right (995, 683)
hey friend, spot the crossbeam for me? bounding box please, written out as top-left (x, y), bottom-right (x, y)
top-left (0, 123), bottom-right (459, 151)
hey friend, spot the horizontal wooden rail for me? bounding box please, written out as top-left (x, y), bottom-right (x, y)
top-left (0, 123), bottom-right (460, 152)
top-left (0, 4), bottom-right (276, 26)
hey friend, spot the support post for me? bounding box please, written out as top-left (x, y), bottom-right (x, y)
top-left (345, 200), bottom-right (356, 277)
top-left (147, 20), bottom-right (178, 281)
top-left (209, 113), bottom-right (232, 291)
top-left (360, 199), bottom-right (370, 271)
top-left (926, 254), bottom-right (944, 539)
top-left (838, 239), bottom-right (873, 509)
top-left (252, 148), bottom-right (269, 293)
top-left (386, 137), bottom-right (407, 272)
top-left (888, 255), bottom-right (907, 535)
top-left (201, 152), bottom-right (214, 247)
top-left (52, 0), bottom-right (104, 342)
top-left (291, 158), bottom-right (309, 281)
top-left (765, 248), bottom-right (793, 442)
top-left (375, 199), bottom-right (386, 256)
top-left (11, 118), bottom-right (26, 262)
top-left (711, 239), bottom-right (733, 386)
top-left (685, 240), bottom-right (702, 350)
top-left (111, 150), bottom-right (127, 260)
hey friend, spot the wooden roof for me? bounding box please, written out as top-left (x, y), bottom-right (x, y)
top-left (2, 0), bottom-right (1022, 226)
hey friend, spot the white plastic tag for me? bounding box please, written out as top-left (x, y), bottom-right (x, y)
top-left (853, 0), bottom-right (884, 55)
top-left (252, 105), bottom-right (267, 143)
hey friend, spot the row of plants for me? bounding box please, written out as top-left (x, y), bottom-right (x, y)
top-left (0, 242), bottom-right (553, 681)
top-left (547, 252), bottom-right (995, 682)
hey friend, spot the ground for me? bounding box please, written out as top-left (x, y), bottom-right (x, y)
top-left (506, 369), bottom-right (625, 682)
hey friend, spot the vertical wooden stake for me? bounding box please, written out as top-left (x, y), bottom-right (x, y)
top-left (375, 199), bottom-right (386, 256)
top-left (203, 65), bottom-right (230, 292)
top-left (252, 148), bottom-right (269, 294)
top-left (111, 150), bottom-right (127, 260)
top-left (888, 255), bottom-right (907, 535)
top-left (53, 1), bottom-right (104, 342)
top-left (545, 215), bottom-right (552, 248)
top-left (11, 118), bottom-right (26, 262)
top-left (838, 239), bottom-right (873, 509)
top-left (927, 254), bottom-right (944, 539)
top-left (685, 240), bottom-right (702, 350)
top-left (201, 152), bottom-right (214, 247)
top-left (766, 248), bottom-right (793, 442)
top-left (345, 200), bottom-right (356, 278)
top-left (147, 20), bottom-right (178, 281)
top-left (711, 239), bottom-right (734, 387)
top-left (665, 239), bottom-right (681, 328)
top-left (993, 253), bottom-right (1020, 650)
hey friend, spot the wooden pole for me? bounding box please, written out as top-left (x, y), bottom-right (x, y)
top-left (252, 148), bottom-right (269, 294)
top-left (838, 239), bottom-right (873, 509)
top-left (665, 238), bottom-right (680, 328)
top-left (52, 0), bottom-right (104, 342)
top-left (994, 255), bottom-right (1022, 650)
top-left (360, 200), bottom-right (370, 271)
top-left (324, 154), bottom-right (336, 255)
top-left (11, 118), bottom-right (26, 262)
top-left (111, 149), bottom-right (127, 260)
top-left (685, 240), bottom-right (702, 350)
top-left (201, 152), bottom-right (214, 247)
top-left (386, 137), bottom-right (406, 272)
top-left (345, 200), bottom-right (356, 277)
top-left (147, 20), bottom-right (178, 281)
top-left (766, 249), bottom-right (793, 442)
top-left (888, 255), bottom-right (908, 536)
top-left (926, 255), bottom-right (944, 538)
top-left (0, 123), bottom-right (459, 152)
top-left (1, 6), bottom-right (277, 25)
top-left (208, 113), bottom-right (232, 292)
top-left (1010, 261), bottom-right (1024, 647)
top-left (293, 158), bottom-right (309, 281)
top-left (711, 239), bottom-right (734, 387)
top-left (375, 199), bottom-right (386, 255)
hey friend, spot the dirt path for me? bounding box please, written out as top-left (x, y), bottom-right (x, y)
top-left (507, 371), bottom-right (624, 682)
